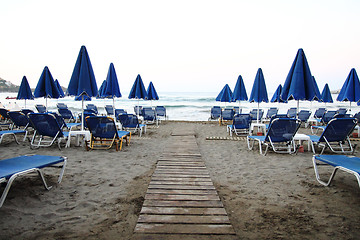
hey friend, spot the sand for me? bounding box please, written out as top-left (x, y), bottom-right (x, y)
top-left (1, 121), bottom-right (360, 239)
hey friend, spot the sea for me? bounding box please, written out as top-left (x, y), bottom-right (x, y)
top-left (0, 92), bottom-right (358, 121)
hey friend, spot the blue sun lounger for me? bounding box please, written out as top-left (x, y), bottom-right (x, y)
top-left (0, 130), bottom-right (27, 144)
top-left (312, 155), bottom-right (360, 189)
top-left (0, 154), bottom-right (67, 208)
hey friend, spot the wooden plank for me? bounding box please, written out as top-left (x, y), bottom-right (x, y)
top-left (148, 184), bottom-right (216, 190)
top-left (143, 200), bottom-right (224, 207)
top-left (151, 177), bottom-right (212, 182)
top-left (145, 194), bottom-right (220, 201)
top-left (140, 207), bottom-right (227, 215)
top-left (134, 223), bottom-right (236, 235)
top-left (152, 174), bottom-right (210, 178)
top-left (156, 166), bottom-right (207, 169)
top-left (132, 234), bottom-right (238, 240)
top-left (138, 214), bottom-right (230, 224)
top-left (149, 181), bottom-right (214, 185)
top-left (146, 189), bottom-right (218, 195)
top-left (154, 171), bottom-right (210, 175)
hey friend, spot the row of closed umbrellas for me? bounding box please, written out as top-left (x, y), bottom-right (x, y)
top-left (216, 48), bottom-right (360, 117)
top-left (16, 45), bottom-right (159, 130)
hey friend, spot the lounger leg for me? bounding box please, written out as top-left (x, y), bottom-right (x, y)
top-left (247, 136), bottom-right (254, 150)
top-left (312, 156), bottom-right (338, 186)
top-left (12, 133), bottom-right (20, 144)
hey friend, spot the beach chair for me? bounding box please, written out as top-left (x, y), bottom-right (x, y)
top-left (337, 108), bottom-right (347, 115)
top-left (209, 106), bottom-right (221, 121)
top-left (249, 109), bottom-right (264, 122)
top-left (7, 111), bottom-right (31, 141)
top-left (35, 104), bottom-right (47, 113)
top-left (105, 105), bottom-right (114, 116)
top-left (86, 104), bottom-right (98, 114)
top-left (0, 154), bottom-right (67, 208)
top-left (227, 114), bottom-right (252, 136)
top-left (0, 129), bottom-right (27, 144)
top-left (155, 106), bottom-right (167, 120)
top-left (27, 113), bottom-right (69, 149)
top-left (58, 108), bottom-right (76, 122)
top-left (118, 114), bottom-right (146, 137)
top-left (134, 106), bottom-right (143, 116)
top-left (298, 110), bottom-right (312, 127)
top-left (52, 112), bottom-right (81, 131)
top-left (233, 106), bottom-right (241, 114)
top-left (115, 109), bottom-right (127, 119)
top-left (56, 103), bottom-right (68, 110)
top-left (311, 110), bottom-right (338, 134)
top-left (314, 108), bottom-right (327, 119)
top-left (142, 108), bottom-right (158, 125)
top-left (85, 116), bottom-right (131, 151)
top-left (308, 118), bottom-right (357, 154)
top-left (21, 109), bottom-right (34, 116)
top-left (220, 108), bottom-right (234, 125)
top-left (0, 108), bottom-right (13, 130)
top-left (265, 107), bottom-right (278, 119)
top-left (247, 118), bottom-right (301, 155)
top-left (312, 155), bottom-right (360, 189)
top-left (287, 107), bottom-right (297, 118)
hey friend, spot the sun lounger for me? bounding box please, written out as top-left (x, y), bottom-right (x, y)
top-left (227, 114), bottom-right (251, 136)
top-left (247, 118), bottom-right (301, 155)
top-left (298, 110), bottom-right (311, 127)
top-left (105, 105), bottom-right (114, 116)
top-left (312, 155), bottom-right (360, 189)
top-left (314, 108), bottom-right (326, 119)
top-left (209, 106), bottom-right (221, 121)
top-left (35, 104), bottom-right (47, 113)
top-left (287, 107), bottom-right (297, 118)
top-left (58, 108), bottom-right (76, 122)
top-left (118, 114), bottom-right (146, 137)
top-left (0, 130), bottom-right (27, 144)
top-left (0, 154), bottom-right (67, 208)
top-left (220, 108), bottom-right (234, 125)
top-left (265, 107), bottom-right (278, 119)
top-left (308, 118), bottom-right (357, 154)
top-left (56, 103), bottom-right (68, 110)
top-left (7, 111), bottom-right (31, 141)
top-left (155, 106), bottom-right (167, 120)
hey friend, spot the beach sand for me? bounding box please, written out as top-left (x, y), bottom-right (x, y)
top-left (1, 121), bottom-right (360, 239)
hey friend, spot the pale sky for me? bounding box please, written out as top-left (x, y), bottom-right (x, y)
top-left (1, 0), bottom-right (360, 94)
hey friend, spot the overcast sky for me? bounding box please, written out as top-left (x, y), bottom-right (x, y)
top-left (1, 0), bottom-right (359, 94)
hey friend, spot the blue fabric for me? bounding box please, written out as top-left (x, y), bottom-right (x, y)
top-left (319, 118), bottom-right (356, 142)
top-left (312, 76), bottom-right (321, 101)
top-left (118, 114), bottom-right (140, 128)
top-left (67, 46), bottom-right (98, 98)
top-left (17, 76), bottom-right (34, 100)
top-left (128, 74), bottom-right (148, 99)
top-left (8, 112), bottom-right (29, 127)
top-left (270, 84), bottom-right (285, 103)
top-left (55, 79), bottom-right (65, 98)
top-left (337, 68), bottom-right (360, 102)
top-left (34, 66), bottom-right (61, 99)
top-left (281, 49), bottom-right (318, 101)
top-left (216, 84), bottom-right (234, 103)
top-left (232, 114), bottom-right (251, 129)
top-left (0, 155), bottom-right (65, 179)
top-left (321, 83), bottom-right (333, 103)
top-left (86, 116), bottom-right (118, 138)
top-left (249, 68), bottom-right (268, 103)
top-left (146, 81), bottom-right (159, 100)
top-left (248, 135), bottom-right (266, 141)
top-left (232, 75), bottom-right (248, 101)
top-left (265, 118), bottom-right (299, 142)
top-left (97, 80), bottom-right (106, 99)
top-left (28, 113), bottom-right (64, 138)
top-left (0, 130), bottom-right (26, 137)
top-left (315, 155), bottom-right (360, 173)
top-left (103, 63), bottom-right (121, 99)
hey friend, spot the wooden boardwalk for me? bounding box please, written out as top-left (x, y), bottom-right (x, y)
top-left (133, 133), bottom-right (237, 239)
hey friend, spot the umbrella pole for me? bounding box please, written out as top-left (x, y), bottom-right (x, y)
top-left (297, 100), bottom-right (300, 115)
top-left (46, 97), bottom-right (48, 111)
top-left (113, 97), bottom-right (116, 120)
top-left (81, 95), bottom-right (84, 131)
top-left (257, 102), bottom-right (260, 124)
top-left (350, 102), bottom-right (352, 113)
top-left (24, 99), bottom-right (26, 109)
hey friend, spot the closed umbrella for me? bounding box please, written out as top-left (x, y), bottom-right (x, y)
top-left (249, 68), bottom-right (268, 123)
top-left (216, 84), bottom-right (233, 104)
top-left (55, 79), bottom-right (65, 98)
top-left (146, 81), bottom-right (159, 107)
top-left (103, 63), bottom-right (121, 118)
top-left (128, 74), bottom-right (147, 116)
top-left (281, 48), bottom-right (319, 113)
top-left (270, 84), bottom-right (286, 103)
top-left (97, 80), bottom-right (106, 99)
top-left (34, 66), bottom-right (61, 109)
top-left (232, 75), bottom-right (248, 110)
top-left (320, 83), bottom-right (333, 106)
top-left (337, 68), bottom-right (360, 112)
top-left (67, 45), bottom-right (98, 130)
top-left (16, 76), bottom-right (34, 108)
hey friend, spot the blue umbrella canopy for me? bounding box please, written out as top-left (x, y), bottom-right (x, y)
top-left (216, 84), bottom-right (233, 103)
top-left (17, 76), bottom-right (34, 108)
top-left (321, 83), bottom-right (333, 103)
top-left (270, 84), bottom-right (285, 103)
top-left (97, 80), bottom-right (106, 99)
top-left (55, 79), bottom-right (65, 98)
top-left (128, 74), bottom-right (148, 100)
top-left (249, 68), bottom-right (268, 103)
top-left (34, 66), bottom-right (60, 99)
top-left (146, 81), bottom-right (159, 100)
top-left (67, 45), bottom-right (98, 99)
top-left (103, 63), bottom-right (121, 98)
top-left (337, 68), bottom-right (360, 102)
top-left (232, 75), bottom-right (248, 101)
top-left (281, 49), bottom-right (318, 102)
top-left (312, 76), bottom-right (321, 101)
top-left (67, 45), bottom-right (98, 130)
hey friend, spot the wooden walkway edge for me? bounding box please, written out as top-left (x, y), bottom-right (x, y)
top-left (133, 133), bottom-right (237, 239)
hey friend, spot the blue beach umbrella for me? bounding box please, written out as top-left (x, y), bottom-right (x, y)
top-left (34, 66), bottom-right (61, 109)
top-left (337, 68), bottom-right (360, 112)
top-left (55, 79), bottom-right (65, 98)
top-left (320, 83), bottom-right (333, 105)
top-left (146, 81), bottom-right (159, 107)
top-left (281, 48), bottom-right (319, 113)
top-left (17, 76), bottom-right (34, 108)
top-left (97, 80), bottom-right (106, 99)
top-left (216, 84), bottom-right (233, 104)
top-left (249, 68), bottom-right (268, 123)
top-left (129, 74), bottom-right (148, 116)
top-left (232, 75), bottom-right (248, 109)
top-left (67, 45), bottom-right (98, 130)
top-left (103, 63), bottom-right (121, 116)
top-left (270, 84), bottom-right (286, 103)
top-left (312, 76), bottom-right (321, 101)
